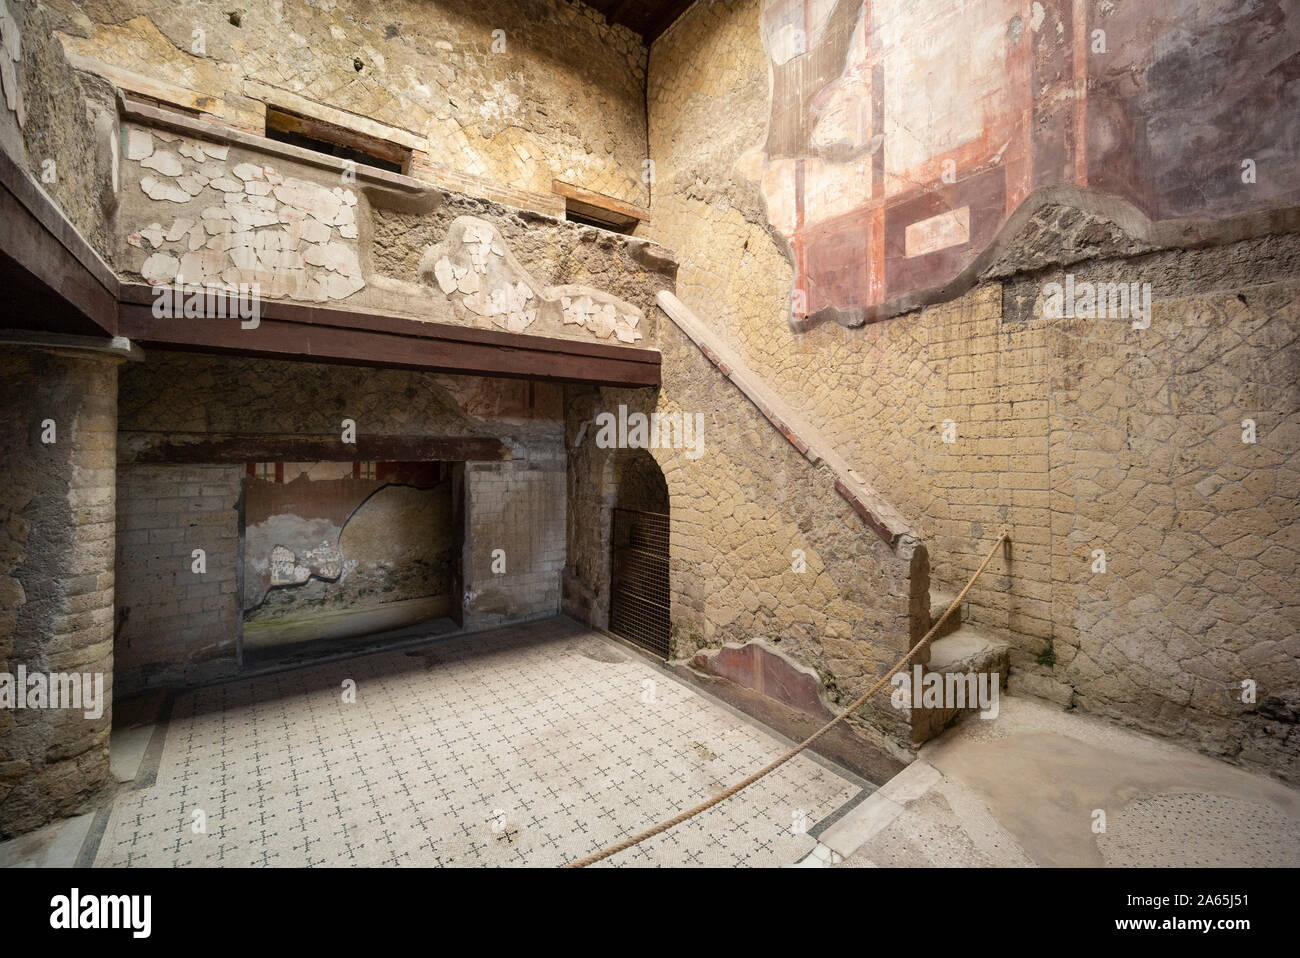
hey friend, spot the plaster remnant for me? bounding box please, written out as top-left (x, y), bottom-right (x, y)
top-left (418, 215), bottom-right (644, 343)
top-left (126, 128), bottom-right (153, 161)
top-left (140, 251), bottom-right (179, 284)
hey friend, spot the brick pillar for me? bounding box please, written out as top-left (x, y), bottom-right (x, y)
top-left (0, 343), bottom-right (121, 837)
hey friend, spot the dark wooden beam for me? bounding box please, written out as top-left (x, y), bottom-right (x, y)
top-left (553, 178), bottom-right (648, 229)
top-left (0, 150), bottom-right (118, 336)
top-left (0, 137), bottom-right (660, 388)
top-left (265, 105), bottom-right (411, 171)
top-left (119, 431), bottom-right (511, 464)
top-left (116, 283), bottom-right (660, 386)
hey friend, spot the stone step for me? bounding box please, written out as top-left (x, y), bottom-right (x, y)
top-left (908, 623), bottom-right (1012, 745)
top-left (927, 588), bottom-right (963, 639)
top-left (926, 626), bottom-right (1010, 678)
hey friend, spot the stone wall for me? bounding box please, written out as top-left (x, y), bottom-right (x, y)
top-left (0, 345), bottom-right (119, 838)
top-left (372, 192), bottom-right (674, 318)
top-left (112, 112), bottom-right (677, 348)
top-left (50, 0), bottom-right (649, 207)
top-left (1, 0), bottom-right (118, 255)
top-left (563, 319), bottom-right (926, 760)
top-left (645, 0), bottom-right (1300, 781)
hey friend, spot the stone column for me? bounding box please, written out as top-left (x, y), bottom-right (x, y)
top-left (0, 340), bottom-right (123, 837)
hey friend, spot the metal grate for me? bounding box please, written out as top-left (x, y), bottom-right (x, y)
top-left (609, 507), bottom-right (670, 657)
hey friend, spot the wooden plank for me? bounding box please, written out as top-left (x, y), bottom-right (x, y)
top-left (0, 159), bottom-right (118, 336)
top-left (116, 300), bottom-right (661, 386)
top-left (0, 149), bottom-right (120, 294)
top-left (116, 283), bottom-right (659, 364)
top-left (552, 179), bottom-right (649, 223)
top-left (265, 106), bottom-right (411, 169)
top-left (119, 431), bottom-right (511, 464)
top-left (64, 53), bottom-right (222, 115)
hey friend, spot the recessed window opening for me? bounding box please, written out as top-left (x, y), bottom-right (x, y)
top-left (565, 206), bottom-right (635, 233)
top-left (264, 105), bottom-right (409, 175)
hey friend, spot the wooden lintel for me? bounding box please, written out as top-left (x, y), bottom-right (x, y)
top-left (0, 151), bottom-right (119, 337)
top-left (552, 179), bottom-right (648, 224)
top-left (119, 431), bottom-right (511, 464)
top-left (265, 105), bottom-right (411, 169)
top-left (116, 286), bottom-right (660, 387)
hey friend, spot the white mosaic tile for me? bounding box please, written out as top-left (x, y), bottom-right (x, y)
top-left (94, 620), bottom-right (862, 867)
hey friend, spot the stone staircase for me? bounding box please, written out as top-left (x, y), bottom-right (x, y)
top-left (657, 290), bottom-right (1007, 750)
top-left (906, 588), bottom-right (1011, 743)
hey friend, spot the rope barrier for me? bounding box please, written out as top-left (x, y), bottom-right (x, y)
top-left (566, 532), bottom-right (1009, 868)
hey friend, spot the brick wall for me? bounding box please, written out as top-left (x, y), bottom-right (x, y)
top-left (926, 287), bottom-right (1053, 643)
top-left (463, 456), bottom-right (566, 629)
top-left (114, 464), bottom-right (242, 694)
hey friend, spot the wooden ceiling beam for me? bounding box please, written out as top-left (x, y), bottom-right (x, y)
top-left (0, 136), bottom-right (660, 389)
top-left (116, 286), bottom-right (660, 387)
top-left (119, 431), bottom-right (511, 464)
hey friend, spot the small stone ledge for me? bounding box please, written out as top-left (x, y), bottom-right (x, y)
top-left (688, 637), bottom-right (834, 720)
top-left (669, 638), bottom-right (910, 784)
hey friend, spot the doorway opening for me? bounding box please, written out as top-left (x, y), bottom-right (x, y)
top-left (608, 448), bottom-right (670, 656)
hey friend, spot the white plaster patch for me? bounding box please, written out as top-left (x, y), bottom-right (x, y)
top-left (164, 219), bottom-right (194, 242)
top-left (140, 175), bottom-right (191, 203)
top-left (904, 206), bottom-right (971, 257)
top-left (423, 216), bottom-right (643, 343)
top-left (176, 173), bottom-right (208, 196)
top-left (434, 257), bottom-right (458, 294)
top-left (140, 150), bottom-right (183, 177)
top-left (140, 252), bottom-right (179, 284)
top-left (0, 0), bottom-right (23, 127)
top-left (126, 128), bottom-right (154, 161)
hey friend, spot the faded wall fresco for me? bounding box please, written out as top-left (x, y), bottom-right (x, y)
top-left (752, 0), bottom-right (1300, 325)
top-left (242, 464), bottom-right (456, 648)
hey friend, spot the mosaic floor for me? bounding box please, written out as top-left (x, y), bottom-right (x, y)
top-left (94, 618), bottom-right (865, 867)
